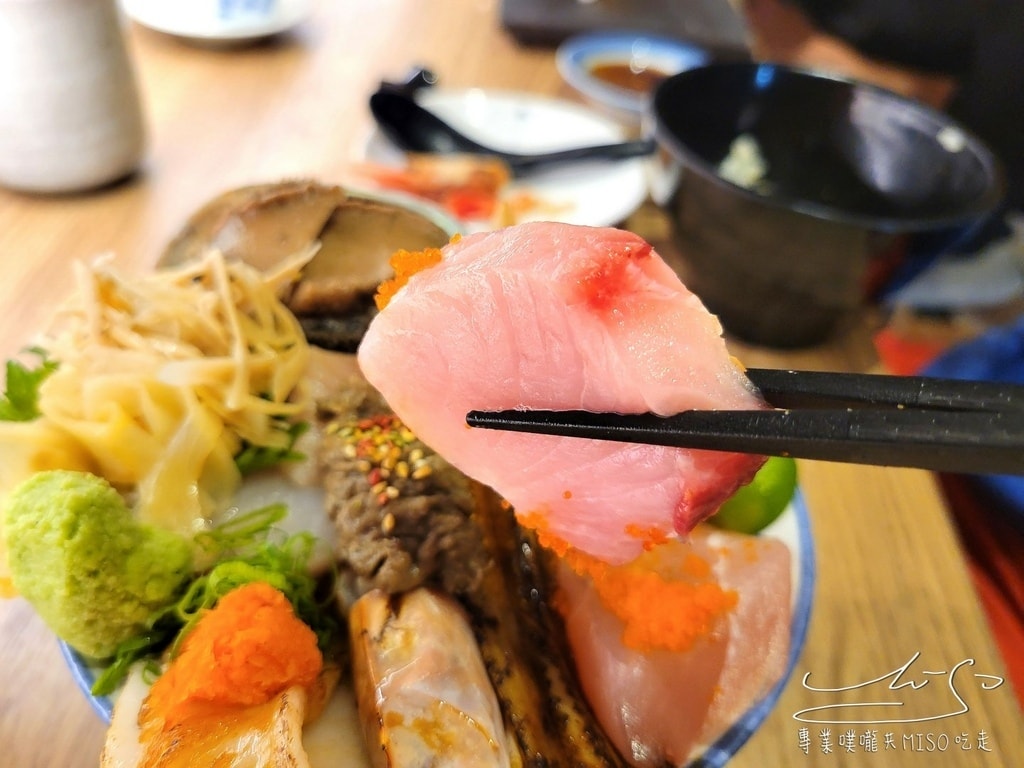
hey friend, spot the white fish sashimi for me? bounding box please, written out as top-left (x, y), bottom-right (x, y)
top-left (358, 222), bottom-right (766, 564)
top-left (555, 527), bottom-right (792, 766)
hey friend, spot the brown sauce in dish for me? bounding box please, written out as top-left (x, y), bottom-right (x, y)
top-left (588, 62), bottom-right (670, 93)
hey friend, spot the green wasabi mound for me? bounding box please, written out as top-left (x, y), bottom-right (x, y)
top-left (3, 469), bottom-right (193, 659)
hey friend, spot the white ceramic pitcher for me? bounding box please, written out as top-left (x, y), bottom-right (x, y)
top-left (0, 0), bottom-right (146, 193)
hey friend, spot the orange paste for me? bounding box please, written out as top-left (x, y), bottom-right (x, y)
top-left (142, 581), bottom-right (322, 730)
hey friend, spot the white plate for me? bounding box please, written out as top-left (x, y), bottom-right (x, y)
top-left (362, 89), bottom-right (651, 230)
top-left (120, 0), bottom-right (311, 44)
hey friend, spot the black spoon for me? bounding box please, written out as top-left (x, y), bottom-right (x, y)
top-left (369, 87), bottom-right (656, 177)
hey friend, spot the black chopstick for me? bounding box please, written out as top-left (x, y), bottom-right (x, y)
top-left (466, 407), bottom-right (1024, 475)
top-left (745, 368), bottom-right (1024, 413)
top-left (465, 371), bottom-right (1024, 475)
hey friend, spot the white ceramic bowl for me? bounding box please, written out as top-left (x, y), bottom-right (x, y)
top-left (556, 31), bottom-right (709, 124)
top-left (120, 0), bottom-right (311, 44)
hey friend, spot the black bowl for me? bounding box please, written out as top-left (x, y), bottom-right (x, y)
top-left (649, 62), bottom-right (1005, 347)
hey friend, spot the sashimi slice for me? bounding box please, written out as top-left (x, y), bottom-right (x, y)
top-left (554, 526), bottom-right (792, 767)
top-left (694, 531), bottom-right (794, 750)
top-left (358, 222), bottom-right (766, 564)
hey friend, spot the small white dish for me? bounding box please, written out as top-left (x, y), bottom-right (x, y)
top-left (557, 32), bottom-right (709, 124)
top-left (120, 0), bottom-right (311, 44)
top-left (362, 88), bottom-right (650, 229)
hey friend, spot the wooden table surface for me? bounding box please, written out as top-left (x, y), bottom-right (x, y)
top-left (0, 2), bottom-right (1021, 766)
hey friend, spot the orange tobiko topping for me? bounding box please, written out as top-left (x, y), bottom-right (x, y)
top-left (518, 509), bottom-right (738, 653)
top-left (624, 523), bottom-right (670, 551)
top-left (516, 509), bottom-right (573, 558)
top-left (612, 565), bottom-right (735, 652)
top-left (562, 543), bottom-right (737, 654)
top-left (143, 581), bottom-right (322, 729)
top-left (375, 237), bottom-right (460, 310)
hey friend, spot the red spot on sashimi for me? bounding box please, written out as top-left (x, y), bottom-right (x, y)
top-left (573, 241), bottom-right (653, 314)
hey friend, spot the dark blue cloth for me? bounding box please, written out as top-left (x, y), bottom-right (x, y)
top-left (923, 314), bottom-right (1024, 517)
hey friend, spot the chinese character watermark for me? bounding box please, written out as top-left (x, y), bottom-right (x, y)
top-left (792, 653), bottom-right (1006, 757)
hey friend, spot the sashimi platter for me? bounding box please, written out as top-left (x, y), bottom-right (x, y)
top-left (0, 181), bottom-right (812, 767)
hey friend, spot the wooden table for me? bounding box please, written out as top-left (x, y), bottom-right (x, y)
top-left (0, 2), bottom-right (1020, 766)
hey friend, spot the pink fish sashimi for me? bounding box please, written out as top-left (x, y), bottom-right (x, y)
top-left (555, 527), bottom-right (792, 767)
top-left (358, 222), bottom-right (766, 564)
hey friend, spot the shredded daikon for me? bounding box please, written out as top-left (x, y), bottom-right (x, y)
top-left (0, 250), bottom-right (314, 535)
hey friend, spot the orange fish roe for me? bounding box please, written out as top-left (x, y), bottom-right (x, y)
top-left (682, 551), bottom-right (712, 579)
top-left (570, 548), bottom-right (738, 654)
top-left (519, 509), bottom-right (738, 653)
top-left (374, 235), bottom-right (461, 310)
top-left (142, 581), bottom-right (323, 730)
top-left (714, 540), bottom-right (762, 564)
top-left (516, 509), bottom-right (572, 558)
top-left (375, 247), bottom-right (443, 310)
top-left (624, 523), bottom-right (670, 551)
top-left (605, 565), bottom-right (736, 652)
top-left (742, 538), bottom-right (761, 562)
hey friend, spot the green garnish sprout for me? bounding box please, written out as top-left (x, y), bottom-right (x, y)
top-left (234, 420), bottom-right (310, 476)
top-left (90, 503), bottom-right (339, 697)
top-left (0, 348), bottom-right (57, 421)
